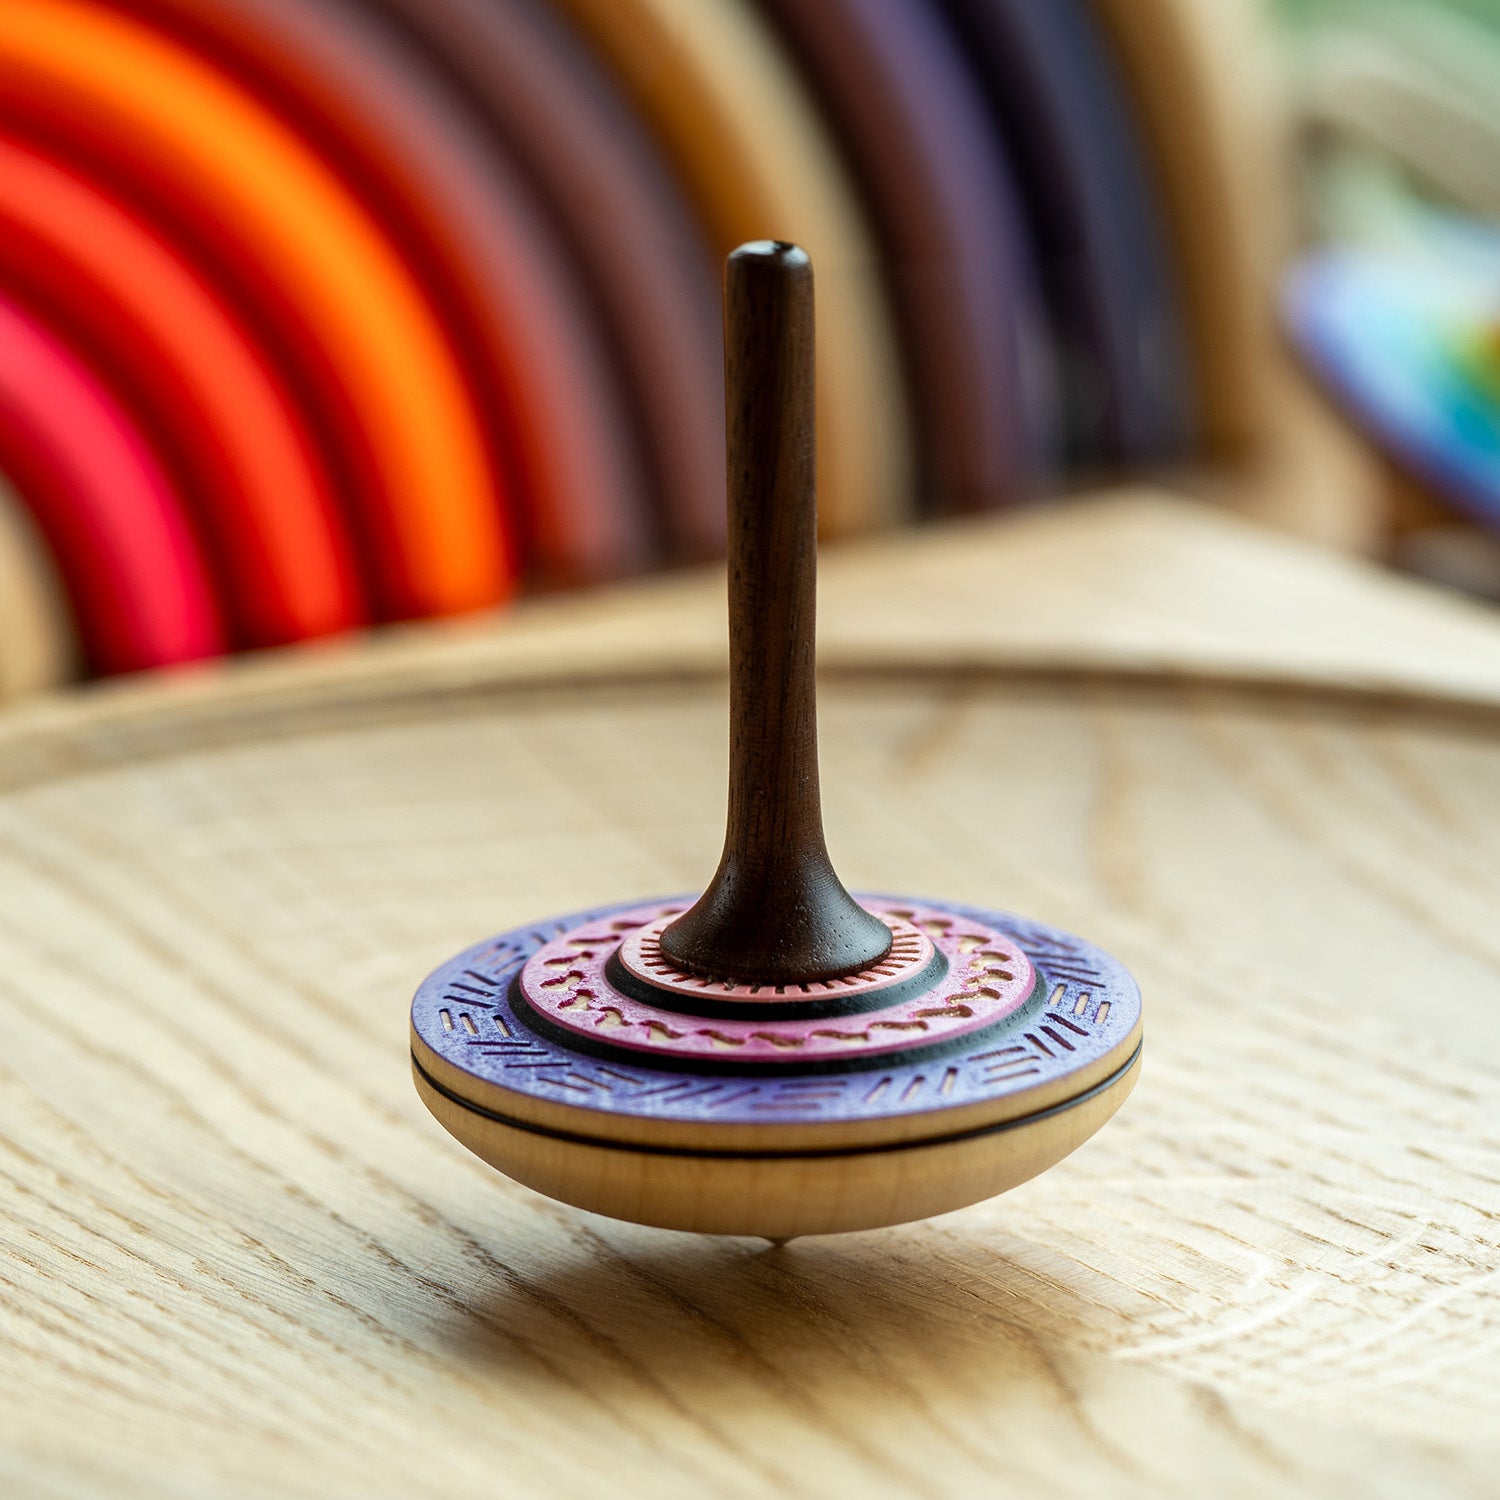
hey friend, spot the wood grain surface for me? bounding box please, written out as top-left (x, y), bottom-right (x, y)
top-left (1, 492), bottom-right (1498, 1497)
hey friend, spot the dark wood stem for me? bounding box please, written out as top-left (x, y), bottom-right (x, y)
top-left (659, 242), bottom-right (892, 986)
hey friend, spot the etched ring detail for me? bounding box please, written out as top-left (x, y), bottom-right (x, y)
top-left (412, 894), bottom-right (1142, 1129)
top-left (517, 900), bottom-right (1035, 1064)
top-left (618, 911), bottom-right (934, 1001)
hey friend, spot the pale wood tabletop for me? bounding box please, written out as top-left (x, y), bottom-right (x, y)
top-left (2, 492), bottom-right (1498, 1499)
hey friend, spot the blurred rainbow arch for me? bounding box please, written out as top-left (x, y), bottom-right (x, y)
top-left (0, 0), bottom-right (1277, 684)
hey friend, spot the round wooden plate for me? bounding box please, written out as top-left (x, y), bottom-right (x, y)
top-left (1, 498), bottom-right (1497, 1495)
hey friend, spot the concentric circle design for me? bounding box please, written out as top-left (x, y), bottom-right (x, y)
top-left (616, 905), bottom-right (935, 1002)
top-left (521, 899), bottom-right (1028, 1064)
top-left (412, 894), bottom-right (1142, 1141)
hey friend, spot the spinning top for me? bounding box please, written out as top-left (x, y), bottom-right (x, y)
top-left (411, 242), bottom-right (1142, 1237)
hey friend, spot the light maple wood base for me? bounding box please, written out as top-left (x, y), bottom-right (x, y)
top-left (413, 1046), bottom-right (1141, 1237)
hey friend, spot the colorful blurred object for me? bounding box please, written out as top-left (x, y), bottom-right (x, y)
top-left (0, 0), bottom-right (1280, 690)
top-left (1288, 240), bottom-right (1500, 534)
top-left (0, 292), bottom-right (224, 673)
top-left (1281, 0), bottom-right (1500, 592)
top-left (0, 138), bottom-right (363, 649)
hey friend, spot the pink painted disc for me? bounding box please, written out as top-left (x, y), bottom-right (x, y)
top-left (518, 899), bottom-right (1036, 1064)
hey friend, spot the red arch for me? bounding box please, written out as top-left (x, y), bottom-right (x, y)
top-left (0, 137), bottom-right (365, 647)
top-left (0, 294), bottom-right (223, 673)
top-left (0, 0), bottom-right (515, 620)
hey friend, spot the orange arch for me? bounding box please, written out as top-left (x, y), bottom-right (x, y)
top-left (0, 137), bottom-right (365, 647)
top-left (0, 0), bottom-right (514, 619)
top-left (122, 0), bottom-right (663, 588)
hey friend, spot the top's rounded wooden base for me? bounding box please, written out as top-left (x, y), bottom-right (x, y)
top-left (411, 896), bottom-right (1142, 1236)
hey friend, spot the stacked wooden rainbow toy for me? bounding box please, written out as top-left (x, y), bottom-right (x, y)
top-left (0, 0), bottom-right (1253, 684)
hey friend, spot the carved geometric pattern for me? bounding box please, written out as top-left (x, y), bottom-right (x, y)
top-left (412, 895), bottom-right (1140, 1129)
top-left (617, 907), bottom-right (935, 1002)
top-left (523, 900), bottom-right (1031, 1064)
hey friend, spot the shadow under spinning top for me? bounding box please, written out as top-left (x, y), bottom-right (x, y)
top-left (411, 242), bottom-right (1142, 1237)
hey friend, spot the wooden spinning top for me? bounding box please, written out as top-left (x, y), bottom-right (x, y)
top-left (411, 242), bottom-right (1142, 1237)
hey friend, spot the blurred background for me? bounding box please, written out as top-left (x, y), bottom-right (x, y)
top-left (0, 0), bottom-right (1497, 699)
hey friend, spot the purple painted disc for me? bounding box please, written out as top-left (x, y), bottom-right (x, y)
top-left (411, 895), bottom-right (1141, 1141)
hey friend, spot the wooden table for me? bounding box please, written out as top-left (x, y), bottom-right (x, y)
top-left (3, 493), bottom-right (1498, 1498)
